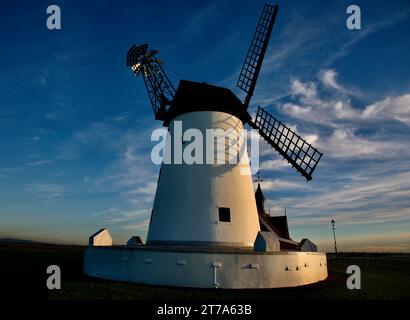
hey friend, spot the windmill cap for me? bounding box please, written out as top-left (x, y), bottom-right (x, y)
top-left (164, 80), bottom-right (250, 125)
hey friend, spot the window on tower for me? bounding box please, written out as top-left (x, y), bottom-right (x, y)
top-left (218, 207), bottom-right (231, 222)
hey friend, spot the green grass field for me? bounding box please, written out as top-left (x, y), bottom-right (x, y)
top-left (1, 243), bottom-right (409, 300)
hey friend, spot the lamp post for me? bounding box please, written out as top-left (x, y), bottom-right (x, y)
top-left (331, 218), bottom-right (338, 257)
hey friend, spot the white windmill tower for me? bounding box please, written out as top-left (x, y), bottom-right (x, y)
top-left (84, 4), bottom-right (328, 289)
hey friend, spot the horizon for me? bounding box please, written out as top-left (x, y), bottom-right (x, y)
top-left (1, 0), bottom-right (410, 253)
top-left (2, 235), bottom-right (410, 254)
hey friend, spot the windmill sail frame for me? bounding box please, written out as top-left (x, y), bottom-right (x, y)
top-left (127, 43), bottom-right (176, 120)
top-left (250, 107), bottom-right (322, 181)
top-left (237, 4), bottom-right (279, 108)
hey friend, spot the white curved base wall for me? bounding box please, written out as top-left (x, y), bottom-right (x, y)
top-left (83, 246), bottom-right (328, 289)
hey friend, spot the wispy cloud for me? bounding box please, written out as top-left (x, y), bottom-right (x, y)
top-left (172, 1), bottom-right (221, 46)
top-left (324, 7), bottom-right (410, 66)
top-left (53, 114), bottom-right (160, 236)
top-left (277, 74), bottom-right (410, 161)
top-left (318, 128), bottom-right (403, 159)
top-left (262, 160), bottom-right (410, 230)
top-left (121, 218), bottom-right (151, 231)
top-left (254, 61), bottom-right (410, 244)
top-left (259, 159), bottom-right (289, 171)
top-left (99, 208), bottom-right (150, 225)
top-left (2, 1), bottom-right (409, 250)
top-left (93, 207), bottom-right (151, 236)
top-left (44, 106), bottom-right (77, 121)
top-left (27, 183), bottom-right (64, 199)
top-left (362, 94), bottom-right (410, 125)
top-left (233, 4), bottom-right (410, 109)
top-left (0, 167), bottom-right (24, 178)
top-left (27, 160), bottom-right (53, 166)
top-left (293, 172), bottom-right (410, 213)
top-left (256, 178), bottom-right (309, 192)
top-left (318, 69), bottom-right (362, 97)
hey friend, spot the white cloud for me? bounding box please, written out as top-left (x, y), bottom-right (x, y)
top-left (285, 76), bottom-right (410, 127)
top-left (253, 65), bottom-right (410, 243)
top-left (256, 178), bottom-right (308, 192)
top-left (237, 5), bottom-right (410, 112)
top-left (291, 78), bottom-right (317, 99)
top-left (362, 94), bottom-right (410, 125)
top-left (320, 69), bottom-right (341, 90)
top-left (259, 159), bottom-right (289, 171)
top-left (278, 75), bottom-right (410, 161)
top-left (304, 134), bottom-right (319, 145)
top-left (262, 169), bottom-right (410, 232)
top-left (319, 69), bottom-right (364, 98)
top-left (282, 77), bottom-right (362, 125)
top-left (318, 128), bottom-right (401, 159)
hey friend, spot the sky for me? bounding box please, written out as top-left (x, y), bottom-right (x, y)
top-left (0, 0), bottom-right (409, 252)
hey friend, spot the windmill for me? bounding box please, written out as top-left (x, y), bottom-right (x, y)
top-left (127, 4), bottom-right (322, 181)
top-left (82, 3), bottom-right (328, 289)
top-left (126, 3), bottom-right (323, 247)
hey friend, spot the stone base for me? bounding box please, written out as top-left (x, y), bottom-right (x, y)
top-left (83, 245), bottom-right (328, 289)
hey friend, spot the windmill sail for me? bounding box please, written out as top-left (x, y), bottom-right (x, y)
top-left (249, 107), bottom-right (322, 181)
top-left (237, 4), bottom-right (279, 108)
top-left (127, 43), bottom-right (176, 120)
top-left (126, 43), bottom-right (148, 68)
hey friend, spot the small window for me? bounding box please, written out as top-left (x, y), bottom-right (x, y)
top-left (218, 207), bottom-right (231, 222)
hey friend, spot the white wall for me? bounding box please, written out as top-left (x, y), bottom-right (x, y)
top-left (147, 111), bottom-right (260, 247)
top-left (89, 229), bottom-right (113, 246)
top-left (84, 247), bottom-right (328, 289)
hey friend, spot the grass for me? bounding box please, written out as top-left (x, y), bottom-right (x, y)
top-left (1, 243), bottom-right (409, 300)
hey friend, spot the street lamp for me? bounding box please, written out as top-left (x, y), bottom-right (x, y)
top-left (331, 218), bottom-right (338, 257)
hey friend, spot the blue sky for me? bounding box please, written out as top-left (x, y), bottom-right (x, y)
top-left (1, 0), bottom-right (409, 251)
